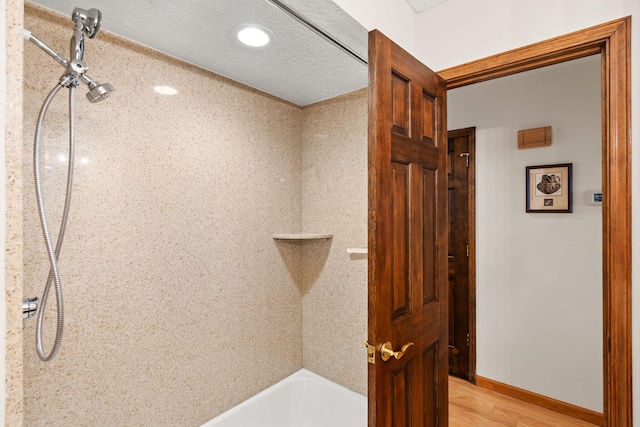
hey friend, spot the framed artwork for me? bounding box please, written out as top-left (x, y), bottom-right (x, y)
top-left (526, 163), bottom-right (573, 213)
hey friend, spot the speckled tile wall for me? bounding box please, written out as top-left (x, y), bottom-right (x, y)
top-left (23, 3), bottom-right (304, 425)
top-left (6, 0), bottom-right (25, 425)
top-left (300, 89), bottom-right (368, 396)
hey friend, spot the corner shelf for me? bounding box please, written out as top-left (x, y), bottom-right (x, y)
top-left (272, 233), bottom-right (332, 241)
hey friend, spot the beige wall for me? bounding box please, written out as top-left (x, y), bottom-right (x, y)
top-left (4, 0), bottom-right (24, 425)
top-left (300, 89), bottom-right (368, 396)
top-left (23, 4), bottom-right (304, 425)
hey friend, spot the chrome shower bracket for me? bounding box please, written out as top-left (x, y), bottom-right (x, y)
top-left (61, 59), bottom-right (88, 88)
top-left (23, 297), bottom-right (39, 319)
top-left (25, 29), bottom-right (114, 102)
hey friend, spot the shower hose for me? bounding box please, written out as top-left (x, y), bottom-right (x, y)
top-left (33, 79), bottom-right (75, 361)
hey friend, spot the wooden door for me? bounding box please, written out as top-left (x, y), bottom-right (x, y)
top-left (447, 128), bottom-right (475, 382)
top-left (368, 30), bottom-right (448, 426)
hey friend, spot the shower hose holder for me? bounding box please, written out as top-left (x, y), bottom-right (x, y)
top-left (22, 297), bottom-right (38, 319)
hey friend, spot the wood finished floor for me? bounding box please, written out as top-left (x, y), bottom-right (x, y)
top-left (449, 376), bottom-right (599, 427)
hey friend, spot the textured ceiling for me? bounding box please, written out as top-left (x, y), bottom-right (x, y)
top-left (27, 0), bottom-right (369, 106)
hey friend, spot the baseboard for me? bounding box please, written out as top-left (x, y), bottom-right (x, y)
top-left (475, 376), bottom-right (604, 426)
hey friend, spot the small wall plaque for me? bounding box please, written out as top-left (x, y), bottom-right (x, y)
top-left (518, 126), bottom-right (552, 149)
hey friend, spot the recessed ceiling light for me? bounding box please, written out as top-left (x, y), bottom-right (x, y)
top-left (233, 25), bottom-right (274, 48)
top-left (153, 85), bottom-right (178, 95)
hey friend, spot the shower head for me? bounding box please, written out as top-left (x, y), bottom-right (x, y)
top-left (86, 81), bottom-right (115, 103)
top-left (70, 8), bottom-right (102, 61)
top-left (77, 66), bottom-right (115, 103)
top-left (71, 7), bottom-right (102, 39)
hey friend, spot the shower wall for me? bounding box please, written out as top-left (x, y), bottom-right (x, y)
top-left (300, 89), bottom-right (368, 396)
top-left (23, 4), bottom-right (304, 425)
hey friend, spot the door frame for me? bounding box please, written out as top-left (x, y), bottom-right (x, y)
top-left (438, 17), bottom-right (632, 426)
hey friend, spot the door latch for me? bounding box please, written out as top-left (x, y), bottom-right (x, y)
top-left (364, 341), bottom-right (375, 364)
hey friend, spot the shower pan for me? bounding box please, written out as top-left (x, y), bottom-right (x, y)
top-left (25, 7), bottom-right (114, 361)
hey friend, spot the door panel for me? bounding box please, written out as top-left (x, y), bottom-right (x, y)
top-left (422, 168), bottom-right (437, 306)
top-left (391, 364), bottom-right (410, 425)
top-left (391, 162), bottom-right (410, 319)
top-left (368, 29), bottom-right (448, 426)
top-left (423, 343), bottom-right (439, 425)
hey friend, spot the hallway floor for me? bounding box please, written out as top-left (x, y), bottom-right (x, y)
top-left (449, 376), bottom-right (600, 427)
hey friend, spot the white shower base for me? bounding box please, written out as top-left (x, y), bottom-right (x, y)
top-left (201, 369), bottom-right (367, 427)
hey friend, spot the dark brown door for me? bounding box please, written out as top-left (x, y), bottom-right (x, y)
top-left (368, 30), bottom-right (448, 426)
top-left (447, 128), bottom-right (476, 382)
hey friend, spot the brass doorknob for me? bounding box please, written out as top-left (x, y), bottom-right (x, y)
top-left (380, 341), bottom-right (414, 362)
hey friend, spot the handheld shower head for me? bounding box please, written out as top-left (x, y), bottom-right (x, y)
top-left (69, 7), bottom-right (102, 61)
top-left (71, 8), bottom-right (102, 39)
top-left (86, 81), bottom-right (115, 103)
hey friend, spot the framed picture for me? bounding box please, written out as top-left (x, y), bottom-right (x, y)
top-left (526, 163), bottom-right (573, 213)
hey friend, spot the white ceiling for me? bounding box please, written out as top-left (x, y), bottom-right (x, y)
top-left (27, 0), bottom-right (369, 106)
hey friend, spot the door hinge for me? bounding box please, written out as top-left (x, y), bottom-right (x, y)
top-left (460, 152), bottom-right (470, 167)
top-left (466, 333), bottom-right (470, 346)
top-left (466, 244), bottom-right (470, 257)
